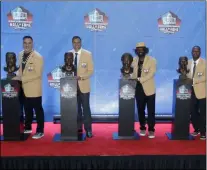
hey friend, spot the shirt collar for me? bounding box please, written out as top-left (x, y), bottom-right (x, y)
top-left (73, 48), bottom-right (82, 55)
top-left (23, 49), bottom-right (33, 55)
top-left (193, 58), bottom-right (200, 64)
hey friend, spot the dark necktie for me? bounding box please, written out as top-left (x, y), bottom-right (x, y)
top-left (192, 62), bottom-right (196, 78)
top-left (137, 60), bottom-right (143, 78)
top-left (74, 53), bottom-right (78, 76)
top-left (22, 52), bottom-right (31, 73)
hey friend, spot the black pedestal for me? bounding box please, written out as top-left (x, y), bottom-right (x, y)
top-left (113, 79), bottom-right (139, 140)
top-left (1, 79), bottom-right (28, 141)
top-left (166, 78), bottom-right (194, 140)
top-left (53, 76), bottom-right (86, 142)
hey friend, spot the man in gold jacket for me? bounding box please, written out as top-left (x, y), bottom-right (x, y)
top-left (69, 36), bottom-right (94, 138)
top-left (187, 46), bottom-right (206, 140)
top-left (131, 42), bottom-right (157, 138)
top-left (16, 36), bottom-right (44, 139)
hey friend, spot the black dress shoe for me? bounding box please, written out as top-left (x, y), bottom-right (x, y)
top-left (86, 131), bottom-right (93, 138)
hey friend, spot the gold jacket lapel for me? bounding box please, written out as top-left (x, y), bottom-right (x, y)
top-left (23, 52), bottom-right (34, 75)
top-left (143, 56), bottom-right (149, 68)
top-left (77, 50), bottom-right (84, 74)
top-left (141, 55), bottom-right (149, 77)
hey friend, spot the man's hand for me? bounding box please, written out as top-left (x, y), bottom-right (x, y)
top-left (137, 78), bottom-right (140, 81)
top-left (77, 76), bottom-right (82, 80)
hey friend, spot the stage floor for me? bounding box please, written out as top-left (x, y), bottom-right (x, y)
top-left (0, 123), bottom-right (205, 156)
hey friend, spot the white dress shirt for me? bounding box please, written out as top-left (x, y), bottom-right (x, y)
top-left (69, 48), bottom-right (82, 66)
top-left (191, 58), bottom-right (200, 78)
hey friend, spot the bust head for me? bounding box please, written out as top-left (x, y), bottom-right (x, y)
top-left (6, 52), bottom-right (16, 68)
top-left (177, 56), bottom-right (189, 78)
top-left (4, 52), bottom-right (19, 79)
top-left (121, 53), bottom-right (133, 77)
top-left (64, 52), bottom-right (74, 66)
top-left (61, 52), bottom-right (75, 75)
top-left (4, 52), bottom-right (19, 75)
top-left (179, 56), bottom-right (188, 69)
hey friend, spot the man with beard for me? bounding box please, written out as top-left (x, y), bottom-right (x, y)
top-left (131, 42), bottom-right (157, 139)
top-left (187, 46), bottom-right (206, 140)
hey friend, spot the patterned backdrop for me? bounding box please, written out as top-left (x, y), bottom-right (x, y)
top-left (1, 1), bottom-right (206, 121)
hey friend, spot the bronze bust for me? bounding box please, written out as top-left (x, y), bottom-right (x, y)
top-left (61, 52), bottom-right (75, 76)
top-left (177, 56), bottom-right (190, 79)
top-left (4, 52), bottom-right (19, 79)
top-left (121, 53), bottom-right (133, 78)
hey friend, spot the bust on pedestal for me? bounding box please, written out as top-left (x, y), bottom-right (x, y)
top-left (1, 52), bottom-right (26, 141)
top-left (54, 52), bottom-right (86, 142)
top-left (166, 56), bottom-right (194, 140)
top-left (113, 53), bottom-right (139, 140)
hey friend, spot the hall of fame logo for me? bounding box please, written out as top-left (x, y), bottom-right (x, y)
top-left (47, 67), bottom-right (65, 89)
top-left (176, 85), bottom-right (191, 100)
top-left (2, 84), bottom-right (18, 98)
top-left (120, 84), bottom-right (135, 100)
top-left (158, 11), bottom-right (181, 34)
top-left (60, 83), bottom-right (76, 99)
top-left (7, 6), bottom-right (33, 30)
top-left (84, 8), bottom-right (108, 31)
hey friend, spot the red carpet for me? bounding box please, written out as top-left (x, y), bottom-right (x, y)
top-left (0, 123), bottom-right (205, 156)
